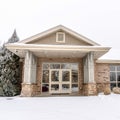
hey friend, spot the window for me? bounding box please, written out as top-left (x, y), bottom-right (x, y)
top-left (42, 63), bottom-right (79, 93)
top-left (71, 63), bottom-right (79, 92)
top-left (110, 65), bottom-right (120, 90)
top-left (42, 64), bottom-right (49, 93)
top-left (56, 32), bottom-right (65, 43)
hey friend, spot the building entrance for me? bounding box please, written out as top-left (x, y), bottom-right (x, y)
top-left (42, 63), bottom-right (79, 94)
top-left (50, 69), bottom-right (71, 93)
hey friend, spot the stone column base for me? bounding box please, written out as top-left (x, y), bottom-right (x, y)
top-left (21, 83), bottom-right (38, 97)
top-left (83, 83), bottom-right (97, 96)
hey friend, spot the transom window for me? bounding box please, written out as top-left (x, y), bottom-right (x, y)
top-left (56, 32), bottom-right (65, 43)
top-left (110, 65), bottom-right (120, 89)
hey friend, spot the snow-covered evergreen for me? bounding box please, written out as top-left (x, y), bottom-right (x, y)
top-left (0, 30), bottom-right (21, 96)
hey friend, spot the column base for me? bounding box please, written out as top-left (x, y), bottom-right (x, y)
top-left (83, 83), bottom-right (97, 96)
top-left (20, 83), bottom-right (38, 97)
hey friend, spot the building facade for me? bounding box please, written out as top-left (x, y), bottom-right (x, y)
top-left (5, 25), bottom-right (120, 96)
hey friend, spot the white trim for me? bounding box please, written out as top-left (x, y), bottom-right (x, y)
top-left (96, 59), bottom-right (120, 63)
top-left (17, 25), bottom-right (100, 46)
top-left (6, 43), bottom-right (111, 51)
top-left (56, 32), bottom-right (65, 43)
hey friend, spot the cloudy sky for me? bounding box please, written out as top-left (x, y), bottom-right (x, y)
top-left (0, 0), bottom-right (120, 59)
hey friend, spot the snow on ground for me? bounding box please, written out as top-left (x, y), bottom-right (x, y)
top-left (0, 94), bottom-right (120, 120)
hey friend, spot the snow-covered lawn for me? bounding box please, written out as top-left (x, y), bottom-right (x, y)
top-left (0, 94), bottom-right (120, 120)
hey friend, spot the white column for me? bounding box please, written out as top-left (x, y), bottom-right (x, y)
top-left (24, 51), bottom-right (37, 84)
top-left (83, 52), bottom-right (95, 83)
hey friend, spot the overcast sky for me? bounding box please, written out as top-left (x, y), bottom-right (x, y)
top-left (0, 0), bottom-right (120, 59)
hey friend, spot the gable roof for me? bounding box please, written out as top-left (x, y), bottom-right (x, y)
top-left (18, 25), bottom-right (100, 46)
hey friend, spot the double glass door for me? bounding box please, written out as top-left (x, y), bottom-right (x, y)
top-left (50, 69), bottom-right (71, 93)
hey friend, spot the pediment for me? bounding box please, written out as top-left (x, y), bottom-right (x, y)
top-left (18, 25), bottom-right (100, 46)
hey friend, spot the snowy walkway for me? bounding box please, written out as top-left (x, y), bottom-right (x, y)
top-left (0, 94), bottom-right (120, 120)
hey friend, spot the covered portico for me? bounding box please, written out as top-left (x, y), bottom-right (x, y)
top-left (6, 43), bottom-right (110, 96)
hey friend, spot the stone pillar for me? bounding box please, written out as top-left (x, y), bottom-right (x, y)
top-left (83, 52), bottom-right (97, 95)
top-left (21, 51), bottom-right (37, 96)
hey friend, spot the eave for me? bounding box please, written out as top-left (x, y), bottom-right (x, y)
top-left (5, 43), bottom-right (111, 59)
top-left (96, 59), bottom-right (120, 64)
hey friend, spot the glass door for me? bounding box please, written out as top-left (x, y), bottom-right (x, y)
top-left (50, 69), bottom-right (71, 94)
top-left (61, 70), bottom-right (71, 93)
top-left (50, 70), bottom-right (60, 93)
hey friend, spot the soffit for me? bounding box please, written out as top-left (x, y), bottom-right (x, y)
top-left (5, 43), bottom-right (111, 59)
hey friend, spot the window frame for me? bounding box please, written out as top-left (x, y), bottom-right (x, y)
top-left (110, 65), bottom-right (120, 89)
top-left (41, 63), bottom-right (79, 93)
top-left (56, 32), bottom-right (65, 43)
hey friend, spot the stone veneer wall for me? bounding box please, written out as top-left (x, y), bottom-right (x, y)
top-left (83, 83), bottom-right (98, 95)
top-left (95, 63), bottom-right (111, 94)
top-left (21, 83), bottom-right (38, 96)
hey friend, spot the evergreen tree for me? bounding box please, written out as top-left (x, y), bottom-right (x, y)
top-left (0, 30), bottom-right (21, 96)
